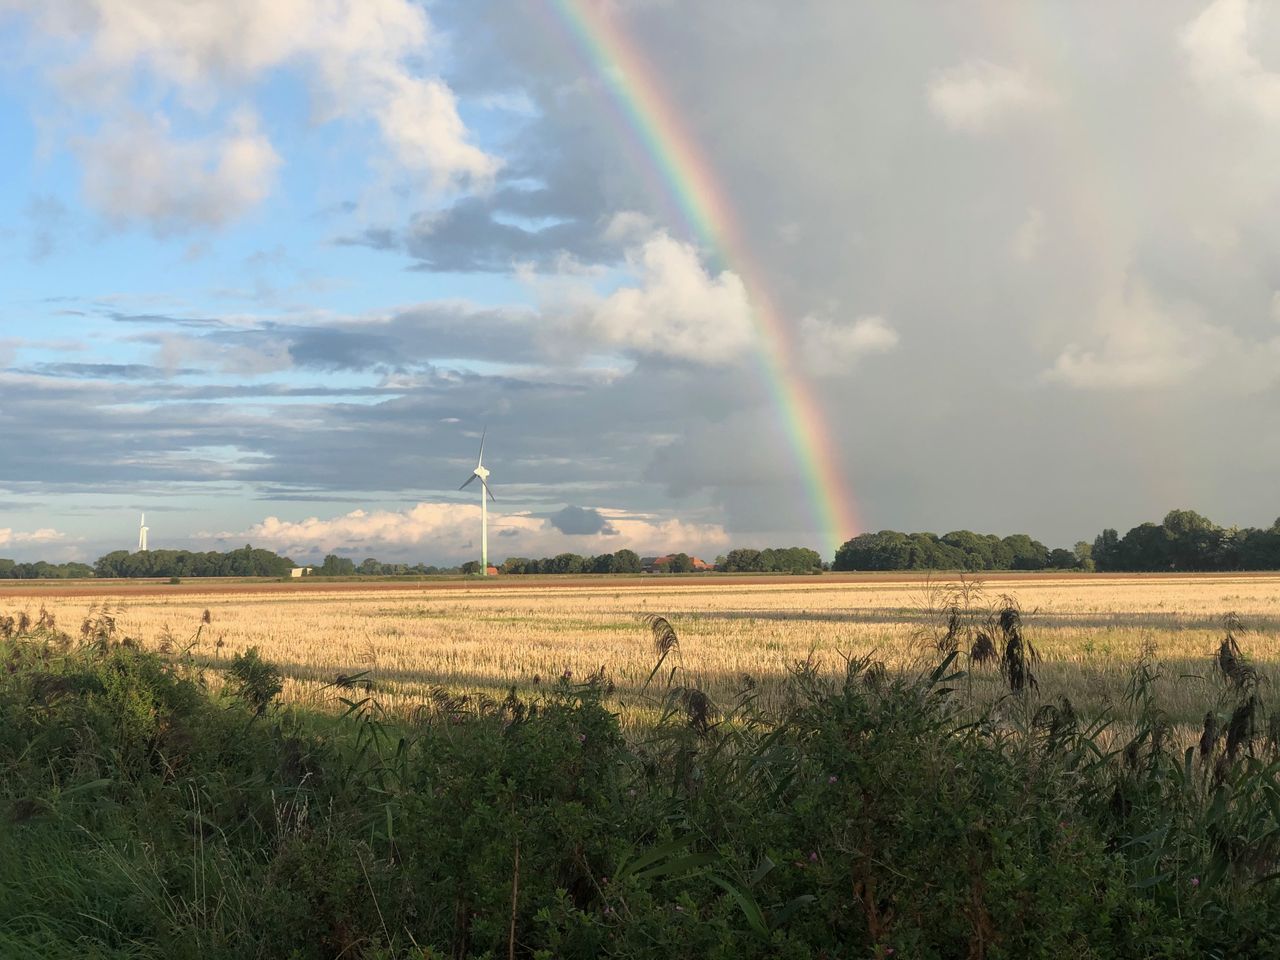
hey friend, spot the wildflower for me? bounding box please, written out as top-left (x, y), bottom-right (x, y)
top-left (828, 775), bottom-right (838, 784)
top-left (1190, 877), bottom-right (1200, 887)
top-left (562, 669), bottom-right (572, 680)
top-left (809, 851), bottom-right (819, 863)
top-left (578, 733), bottom-right (587, 744)
top-left (675, 905), bottom-right (684, 912)
top-left (628, 788), bottom-right (637, 797)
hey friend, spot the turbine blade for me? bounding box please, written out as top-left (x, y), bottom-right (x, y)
top-left (459, 474), bottom-right (477, 491)
top-left (481, 478), bottom-right (496, 502)
top-left (477, 427), bottom-right (486, 466)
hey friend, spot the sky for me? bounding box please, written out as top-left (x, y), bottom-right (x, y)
top-left (2, 0), bottom-right (1280, 566)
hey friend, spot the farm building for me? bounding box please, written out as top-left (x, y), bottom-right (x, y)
top-left (640, 555), bottom-right (714, 573)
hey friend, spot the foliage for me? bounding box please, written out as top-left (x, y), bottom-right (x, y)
top-left (0, 558), bottom-right (94, 579)
top-left (5, 607), bottom-right (1280, 957)
top-left (833, 529), bottom-right (1072, 572)
top-left (1094, 510), bottom-right (1280, 572)
top-left (94, 544), bottom-right (296, 579)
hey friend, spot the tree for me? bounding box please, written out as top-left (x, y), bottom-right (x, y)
top-left (665, 553), bottom-right (694, 573)
top-left (1092, 529), bottom-right (1121, 571)
top-left (460, 561), bottom-right (482, 575)
top-left (1117, 523), bottom-right (1171, 572)
top-left (1162, 509), bottom-right (1223, 571)
top-left (1047, 548), bottom-right (1078, 570)
top-left (549, 553), bottom-right (585, 574)
top-left (319, 554), bottom-right (356, 577)
top-left (833, 531), bottom-right (913, 571)
top-left (722, 548), bottom-right (765, 572)
top-left (612, 549), bottom-right (642, 573)
top-left (1001, 534), bottom-right (1049, 571)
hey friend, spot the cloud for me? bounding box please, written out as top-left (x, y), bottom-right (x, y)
top-left (231, 501), bottom-right (727, 562)
top-left (1182, 0), bottom-right (1280, 118)
top-left (551, 232), bottom-right (756, 365)
top-left (1043, 283), bottom-right (1254, 390)
top-left (77, 111), bottom-right (279, 233)
top-left (799, 315), bottom-right (898, 377)
top-left (6, 0), bottom-right (496, 229)
top-left (1011, 207), bottom-right (1045, 262)
top-left (927, 59), bottom-right (1049, 133)
top-left (547, 505), bottom-right (617, 535)
top-left (0, 527), bottom-right (66, 546)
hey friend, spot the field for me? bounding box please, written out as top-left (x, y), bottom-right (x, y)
top-left (7, 571), bottom-right (1280, 957)
top-left (6, 571), bottom-right (1279, 732)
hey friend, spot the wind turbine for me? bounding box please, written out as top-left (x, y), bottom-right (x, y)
top-left (458, 429), bottom-right (495, 574)
top-left (138, 513), bottom-right (149, 552)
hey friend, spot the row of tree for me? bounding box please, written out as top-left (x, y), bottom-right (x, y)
top-left (499, 550), bottom-right (644, 575)
top-left (313, 555), bottom-right (458, 577)
top-left (719, 547), bottom-right (823, 573)
top-left (94, 546), bottom-right (296, 579)
top-left (1092, 510), bottom-right (1280, 571)
top-left (0, 559), bottom-right (95, 579)
top-left (832, 530), bottom-right (1087, 572)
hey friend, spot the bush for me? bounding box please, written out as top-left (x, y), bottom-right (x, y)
top-left (3, 618), bottom-right (1280, 957)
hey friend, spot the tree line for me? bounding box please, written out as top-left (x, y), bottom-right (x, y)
top-left (498, 550), bottom-right (644, 575)
top-left (94, 545), bottom-right (296, 579)
top-left (718, 547), bottom-right (823, 573)
top-left (1092, 509), bottom-right (1280, 572)
top-left (313, 555), bottom-right (459, 576)
top-left (832, 530), bottom-right (1087, 572)
top-left (0, 559), bottom-right (95, 579)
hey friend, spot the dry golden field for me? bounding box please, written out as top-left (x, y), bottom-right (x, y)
top-left (5, 572), bottom-right (1280, 733)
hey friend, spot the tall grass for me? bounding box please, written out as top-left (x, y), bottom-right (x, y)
top-left (5, 601), bottom-right (1280, 956)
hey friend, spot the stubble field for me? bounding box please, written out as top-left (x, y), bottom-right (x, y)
top-left (5, 571), bottom-right (1279, 734)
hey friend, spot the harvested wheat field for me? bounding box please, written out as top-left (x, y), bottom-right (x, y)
top-left (5, 572), bottom-right (1279, 732)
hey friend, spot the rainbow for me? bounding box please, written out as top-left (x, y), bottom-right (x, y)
top-left (545, 0), bottom-right (861, 555)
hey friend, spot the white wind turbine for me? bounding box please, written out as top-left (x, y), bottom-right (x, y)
top-left (138, 512), bottom-right (149, 552)
top-left (458, 429), bottom-right (495, 574)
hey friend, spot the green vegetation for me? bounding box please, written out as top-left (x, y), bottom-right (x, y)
top-left (717, 547), bottom-right (823, 574)
top-left (1093, 509), bottom-right (1280, 572)
top-left (502, 549), bottom-right (643, 574)
top-left (832, 529), bottom-right (1080, 572)
top-left (94, 544), bottom-right (296, 579)
top-left (0, 558), bottom-right (94, 579)
top-left (4, 608), bottom-right (1280, 957)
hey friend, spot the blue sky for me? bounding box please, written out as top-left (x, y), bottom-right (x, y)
top-left (3, 0), bottom-right (1280, 565)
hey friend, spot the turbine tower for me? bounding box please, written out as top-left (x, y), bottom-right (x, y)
top-left (138, 513), bottom-right (149, 552)
top-left (458, 429), bottom-right (495, 575)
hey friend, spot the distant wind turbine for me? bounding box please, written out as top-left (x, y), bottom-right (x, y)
top-left (138, 512), bottom-right (149, 552)
top-left (458, 429), bottom-right (495, 574)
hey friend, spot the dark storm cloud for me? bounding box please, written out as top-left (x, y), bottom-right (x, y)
top-left (547, 505), bottom-right (617, 536)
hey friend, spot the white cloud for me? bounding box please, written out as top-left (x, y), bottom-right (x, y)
top-left (78, 111), bottom-right (279, 232)
top-left (7, 0), bottom-right (496, 228)
top-left (927, 59), bottom-right (1049, 133)
top-left (234, 501), bottom-right (728, 561)
top-left (800, 315), bottom-right (898, 377)
top-left (1043, 283), bottom-right (1256, 390)
top-left (0, 527), bottom-right (66, 546)
top-left (1182, 0), bottom-right (1280, 118)
top-left (536, 232), bottom-right (756, 365)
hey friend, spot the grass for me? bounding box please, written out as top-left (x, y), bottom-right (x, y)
top-left (6, 605), bottom-right (1280, 957)
top-left (7, 573), bottom-right (1280, 735)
